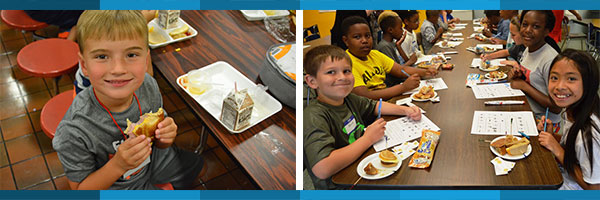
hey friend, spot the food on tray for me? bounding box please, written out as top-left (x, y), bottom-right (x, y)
top-left (414, 85), bottom-right (435, 100)
top-left (148, 27), bottom-right (168, 44)
top-left (186, 70), bottom-right (211, 95)
top-left (364, 163), bottom-right (379, 175)
top-left (417, 62), bottom-right (441, 69)
top-left (221, 88), bottom-right (254, 131)
top-left (483, 46), bottom-right (496, 52)
top-left (480, 60), bottom-right (499, 71)
top-left (441, 40), bottom-right (448, 47)
top-left (431, 56), bottom-right (447, 64)
top-left (409, 129), bottom-right (441, 168)
top-left (124, 108), bottom-right (164, 141)
top-left (490, 135), bottom-right (530, 156)
top-left (441, 63), bottom-right (454, 70)
top-left (169, 24), bottom-right (190, 39)
top-left (379, 150), bottom-right (399, 167)
top-left (475, 35), bottom-right (486, 41)
top-left (488, 71), bottom-right (506, 79)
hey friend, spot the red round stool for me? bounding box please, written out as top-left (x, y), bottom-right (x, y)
top-left (1, 10), bottom-right (48, 42)
top-left (41, 90), bottom-right (74, 139)
top-left (17, 38), bottom-right (79, 95)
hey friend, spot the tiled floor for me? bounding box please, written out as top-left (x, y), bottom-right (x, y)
top-left (0, 21), bottom-right (256, 190)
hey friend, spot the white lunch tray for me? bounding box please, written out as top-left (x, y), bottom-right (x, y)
top-left (148, 18), bottom-right (198, 49)
top-left (241, 10), bottom-right (290, 21)
top-left (176, 61), bottom-right (282, 133)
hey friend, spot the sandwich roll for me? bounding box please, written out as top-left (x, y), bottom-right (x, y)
top-left (379, 150), bottom-right (399, 167)
top-left (124, 108), bottom-right (165, 140)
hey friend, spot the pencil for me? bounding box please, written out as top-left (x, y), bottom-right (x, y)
top-left (401, 69), bottom-right (411, 77)
top-left (378, 98), bottom-right (382, 119)
top-left (543, 107), bottom-right (549, 132)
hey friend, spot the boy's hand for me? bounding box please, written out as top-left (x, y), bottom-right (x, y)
top-left (155, 117), bottom-right (178, 148)
top-left (405, 106), bottom-right (421, 121)
top-left (113, 135), bottom-right (152, 172)
top-left (403, 74), bottom-right (421, 90)
top-left (536, 116), bottom-right (554, 132)
top-left (480, 53), bottom-right (489, 62)
top-left (437, 26), bottom-right (444, 34)
top-left (365, 118), bottom-right (386, 145)
top-left (425, 68), bottom-right (438, 77)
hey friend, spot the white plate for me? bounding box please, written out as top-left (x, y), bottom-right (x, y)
top-left (485, 72), bottom-right (507, 80)
top-left (479, 65), bottom-right (500, 72)
top-left (489, 136), bottom-right (532, 160)
top-left (356, 153), bottom-right (401, 180)
top-left (410, 91), bottom-right (438, 102)
top-left (148, 18), bottom-right (198, 49)
top-left (241, 10), bottom-right (290, 21)
top-left (176, 61), bottom-right (282, 133)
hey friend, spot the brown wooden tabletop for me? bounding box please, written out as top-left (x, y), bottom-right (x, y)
top-left (150, 10), bottom-right (295, 190)
top-left (331, 21), bottom-right (562, 189)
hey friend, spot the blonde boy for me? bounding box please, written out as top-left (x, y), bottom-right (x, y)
top-left (304, 45), bottom-right (421, 189)
top-left (53, 10), bottom-right (202, 190)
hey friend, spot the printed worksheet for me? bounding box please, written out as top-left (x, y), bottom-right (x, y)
top-left (402, 77), bottom-right (449, 95)
top-left (373, 114), bottom-right (440, 152)
top-left (471, 111), bottom-right (538, 136)
top-left (471, 83), bottom-right (525, 99)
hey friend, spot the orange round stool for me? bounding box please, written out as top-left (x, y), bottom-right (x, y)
top-left (17, 38), bottom-right (79, 94)
top-left (40, 90), bottom-right (74, 139)
top-left (1, 10), bottom-right (48, 31)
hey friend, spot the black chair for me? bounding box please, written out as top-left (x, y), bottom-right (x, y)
top-left (561, 19), bottom-right (587, 50)
top-left (304, 24), bottom-right (320, 42)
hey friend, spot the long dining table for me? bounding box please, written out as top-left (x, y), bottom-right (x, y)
top-left (150, 10), bottom-right (295, 190)
top-left (331, 21), bottom-right (563, 189)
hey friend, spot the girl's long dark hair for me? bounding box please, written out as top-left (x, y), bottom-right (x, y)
top-left (549, 49), bottom-right (600, 175)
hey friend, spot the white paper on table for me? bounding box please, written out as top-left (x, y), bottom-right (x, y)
top-left (471, 111), bottom-right (538, 136)
top-left (454, 23), bottom-right (467, 27)
top-left (435, 41), bottom-right (463, 48)
top-left (474, 26), bottom-right (484, 32)
top-left (476, 44), bottom-right (504, 49)
top-left (402, 77), bottom-right (448, 95)
top-left (444, 32), bottom-right (463, 37)
top-left (449, 26), bottom-right (465, 31)
top-left (373, 114), bottom-right (440, 152)
top-left (415, 54), bottom-right (446, 64)
top-left (471, 58), bottom-right (506, 68)
top-left (471, 83), bottom-right (525, 99)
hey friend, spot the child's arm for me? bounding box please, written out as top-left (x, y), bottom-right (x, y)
top-left (391, 62), bottom-right (437, 78)
top-left (353, 83), bottom-right (414, 100)
top-left (481, 49), bottom-right (509, 61)
top-left (311, 118), bottom-right (386, 179)
top-left (378, 101), bottom-right (421, 121)
top-left (509, 80), bottom-right (561, 113)
top-left (154, 117), bottom-right (177, 149)
top-left (68, 135), bottom-right (153, 190)
top-left (571, 165), bottom-right (600, 189)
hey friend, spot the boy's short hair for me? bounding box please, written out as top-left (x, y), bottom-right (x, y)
top-left (76, 10), bottom-right (148, 52)
top-left (484, 10), bottom-right (501, 18)
top-left (520, 10), bottom-right (555, 31)
top-left (425, 10), bottom-right (439, 18)
top-left (378, 11), bottom-right (400, 32)
top-left (304, 45), bottom-right (351, 77)
top-left (395, 10), bottom-right (418, 22)
top-left (341, 16), bottom-right (369, 36)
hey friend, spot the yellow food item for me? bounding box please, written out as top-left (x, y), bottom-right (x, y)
top-left (149, 30), bottom-right (167, 44)
top-left (264, 10), bottom-right (276, 16)
top-left (169, 24), bottom-right (189, 37)
top-left (506, 140), bottom-right (529, 156)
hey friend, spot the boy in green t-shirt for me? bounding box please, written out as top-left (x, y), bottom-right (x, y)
top-left (303, 45), bottom-right (421, 189)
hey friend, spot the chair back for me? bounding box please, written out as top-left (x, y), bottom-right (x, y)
top-left (304, 25), bottom-right (321, 42)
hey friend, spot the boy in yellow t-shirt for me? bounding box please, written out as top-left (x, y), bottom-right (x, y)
top-left (341, 16), bottom-right (438, 100)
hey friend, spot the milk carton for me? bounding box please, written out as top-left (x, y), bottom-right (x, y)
top-left (220, 89), bottom-right (254, 132)
top-left (157, 10), bottom-right (181, 29)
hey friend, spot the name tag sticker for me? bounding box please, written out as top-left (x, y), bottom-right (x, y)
top-left (343, 115), bottom-right (358, 135)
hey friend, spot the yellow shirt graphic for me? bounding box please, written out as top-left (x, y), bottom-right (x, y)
top-left (347, 50), bottom-right (394, 90)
